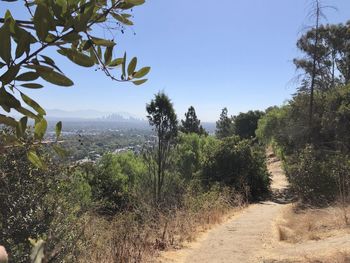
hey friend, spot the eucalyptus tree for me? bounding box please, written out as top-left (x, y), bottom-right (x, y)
top-left (0, 0), bottom-right (150, 166)
top-left (146, 92), bottom-right (177, 202)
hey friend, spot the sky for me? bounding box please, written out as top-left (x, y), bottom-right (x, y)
top-left (2, 0), bottom-right (350, 121)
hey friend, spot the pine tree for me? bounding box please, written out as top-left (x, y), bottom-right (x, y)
top-left (215, 107), bottom-right (233, 139)
top-left (180, 106), bottom-right (207, 135)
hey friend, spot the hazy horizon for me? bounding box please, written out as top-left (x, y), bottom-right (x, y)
top-left (3, 0), bottom-right (350, 122)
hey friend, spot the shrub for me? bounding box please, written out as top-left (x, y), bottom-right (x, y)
top-left (89, 152), bottom-right (146, 214)
top-left (285, 145), bottom-right (338, 204)
top-left (0, 146), bottom-right (90, 263)
top-left (201, 136), bottom-right (271, 201)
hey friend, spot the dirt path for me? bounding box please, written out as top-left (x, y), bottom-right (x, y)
top-left (159, 153), bottom-right (291, 263)
top-left (159, 153), bottom-right (350, 263)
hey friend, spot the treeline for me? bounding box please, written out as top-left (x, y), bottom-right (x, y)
top-left (256, 20), bottom-right (350, 205)
top-left (0, 94), bottom-right (270, 262)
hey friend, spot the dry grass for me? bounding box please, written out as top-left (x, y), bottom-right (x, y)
top-left (74, 190), bottom-right (244, 263)
top-left (305, 251), bottom-right (350, 263)
top-left (265, 251), bottom-right (350, 263)
top-left (277, 203), bottom-right (350, 243)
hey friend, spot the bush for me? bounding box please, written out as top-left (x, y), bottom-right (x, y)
top-left (201, 136), bottom-right (271, 201)
top-left (0, 146), bottom-right (91, 263)
top-left (175, 133), bottom-right (219, 181)
top-left (285, 146), bottom-right (338, 204)
top-left (90, 152), bottom-right (146, 214)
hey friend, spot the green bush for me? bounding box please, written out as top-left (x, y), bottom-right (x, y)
top-left (285, 146), bottom-right (337, 204)
top-left (175, 133), bottom-right (219, 181)
top-left (90, 152), bottom-right (146, 213)
top-left (0, 146), bottom-right (91, 263)
top-left (201, 136), bottom-right (271, 201)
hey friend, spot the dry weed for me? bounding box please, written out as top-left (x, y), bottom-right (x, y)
top-left (75, 190), bottom-right (242, 262)
top-left (277, 204), bottom-right (350, 243)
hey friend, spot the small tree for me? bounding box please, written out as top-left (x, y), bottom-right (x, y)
top-left (215, 107), bottom-right (233, 139)
top-left (232, 110), bottom-right (264, 139)
top-left (180, 106), bottom-right (207, 135)
top-left (146, 92), bottom-right (178, 202)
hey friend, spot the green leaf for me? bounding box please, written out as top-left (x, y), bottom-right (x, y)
top-left (16, 72), bottom-right (39, 81)
top-left (20, 83), bottom-right (44, 89)
top-left (0, 88), bottom-right (21, 110)
top-left (0, 20), bottom-right (11, 64)
top-left (40, 71), bottom-right (73, 86)
top-left (122, 52), bottom-right (126, 78)
top-left (33, 3), bottom-right (50, 41)
top-left (34, 117), bottom-right (47, 140)
top-left (39, 70), bottom-right (74, 87)
top-left (62, 32), bottom-right (81, 42)
top-left (53, 145), bottom-right (67, 158)
top-left (132, 79), bottom-right (147, 85)
top-left (16, 116), bottom-right (28, 138)
top-left (133, 67), bottom-right (150, 78)
top-left (125, 0), bottom-right (145, 6)
top-left (111, 13), bottom-right (133, 25)
top-left (0, 65), bottom-right (20, 85)
top-left (21, 92), bottom-right (46, 116)
top-left (58, 48), bottom-right (95, 67)
top-left (127, 57), bottom-right (137, 76)
top-left (104, 47), bottom-right (113, 65)
top-left (109, 58), bottom-right (124, 67)
top-left (27, 150), bottom-right (45, 169)
top-left (13, 26), bottom-right (33, 59)
top-left (16, 106), bottom-right (38, 120)
top-left (55, 121), bottom-right (62, 139)
top-left (0, 114), bottom-right (17, 127)
top-left (91, 37), bottom-right (116, 47)
top-left (40, 55), bottom-right (55, 66)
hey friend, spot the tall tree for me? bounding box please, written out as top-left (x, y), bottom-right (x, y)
top-left (232, 110), bottom-right (265, 139)
top-left (215, 107), bottom-right (233, 139)
top-left (146, 92), bottom-right (178, 202)
top-left (180, 106), bottom-right (207, 135)
top-left (0, 0), bottom-right (150, 166)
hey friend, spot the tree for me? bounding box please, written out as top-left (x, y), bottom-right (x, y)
top-left (146, 92), bottom-right (178, 202)
top-left (232, 110), bottom-right (264, 139)
top-left (0, 0), bottom-right (150, 165)
top-left (294, 22), bottom-right (350, 91)
top-left (215, 107), bottom-right (233, 139)
top-left (180, 106), bottom-right (207, 135)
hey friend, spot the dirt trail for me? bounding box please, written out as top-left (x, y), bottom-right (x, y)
top-left (159, 154), bottom-right (350, 263)
top-left (160, 154), bottom-right (291, 263)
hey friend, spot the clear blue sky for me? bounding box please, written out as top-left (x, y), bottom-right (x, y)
top-left (3, 0), bottom-right (350, 121)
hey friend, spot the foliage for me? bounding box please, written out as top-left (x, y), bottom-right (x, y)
top-left (146, 92), bottom-right (178, 202)
top-left (232, 110), bottom-right (264, 139)
top-left (294, 21), bottom-right (350, 92)
top-left (258, 84), bottom-right (350, 204)
top-left (180, 106), bottom-right (207, 135)
top-left (215, 107), bottom-right (233, 139)
top-left (175, 133), bottom-right (218, 181)
top-left (89, 151), bottom-right (146, 214)
top-left (0, 143), bottom-right (91, 263)
top-left (285, 145), bottom-right (338, 204)
top-left (201, 136), bottom-right (271, 201)
top-left (0, 0), bottom-right (149, 165)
